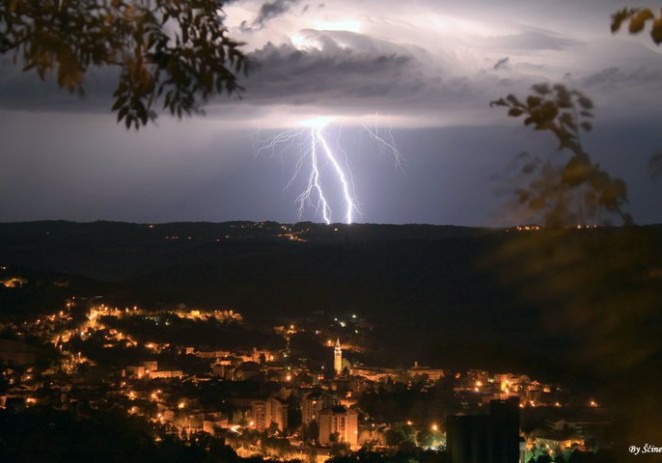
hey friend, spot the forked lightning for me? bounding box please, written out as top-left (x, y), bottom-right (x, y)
top-left (257, 117), bottom-right (401, 224)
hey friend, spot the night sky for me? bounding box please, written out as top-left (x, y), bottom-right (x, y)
top-left (1, 0), bottom-right (661, 225)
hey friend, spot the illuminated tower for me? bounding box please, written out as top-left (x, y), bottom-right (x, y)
top-left (334, 338), bottom-right (342, 376)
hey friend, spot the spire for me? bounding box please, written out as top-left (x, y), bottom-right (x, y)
top-left (334, 337), bottom-right (342, 376)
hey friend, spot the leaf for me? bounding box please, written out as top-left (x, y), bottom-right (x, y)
top-left (506, 94), bottom-right (521, 106)
top-left (580, 122), bottom-right (593, 132)
top-left (532, 83), bottom-right (551, 95)
top-left (629, 9), bottom-right (654, 34)
top-left (611, 8), bottom-right (636, 33)
top-left (8, 0), bottom-right (21, 13)
top-left (562, 157), bottom-right (593, 187)
top-left (117, 106), bottom-right (129, 122)
top-left (1, 0), bottom-right (247, 130)
top-left (489, 98), bottom-right (507, 107)
top-left (508, 108), bottom-right (524, 117)
top-left (111, 96), bottom-right (126, 111)
top-left (576, 95), bottom-right (593, 110)
top-left (526, 96), bottom-right (542, 108)
top-left (651, 18), bottom-right (662, 45)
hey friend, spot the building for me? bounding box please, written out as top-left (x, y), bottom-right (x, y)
top-left (334, 338), bottom-right (342, 376)
top-left (318, 405), bottom-right (358, 447)
top-left (409, 361), bottom-right (445, 381)
top-left (301, 390), bottom-right (337, 425)
top-left (251, 395), bottom-right (288, 433)
top-left (150, 369), bottom-right (184, 379)
top-left (446, 397), bottom-right (520, 463)
top-left (233, 361), bottom-right (264, 381)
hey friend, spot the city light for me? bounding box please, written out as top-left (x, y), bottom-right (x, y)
top-left (6, 268), bottom-right (614, 459)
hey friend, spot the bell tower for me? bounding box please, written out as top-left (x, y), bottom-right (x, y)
top-left (334, 338), bottom-right (342, 376)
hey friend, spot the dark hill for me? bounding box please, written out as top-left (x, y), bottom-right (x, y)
top-left (1, 221), bottom-right (660, 384)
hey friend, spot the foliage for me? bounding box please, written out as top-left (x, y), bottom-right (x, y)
top-left (0, 406), bottom-right (158, 462)
top-left (491, 83), bottom-right (631, 226)
top-left (0, 0), bottom-right (247, 129)
top-left (304, 446), bottom-right (318, 463)
top-left (415, 429), bottom-right (442, 449)
top-left (385, 423), bottom-right (417, 447)
top-left (611, 7), bottom-right (662, 45)
top-left (611, 6), bottom-right (662, 181)
top-left (0, 406), bottom-right (309, 462)
top-left (329, 442), bottom-right (352, 458)
top-left (302, 420), bottom-right (320, 442)
top-left (260, 435), bottom-right (291, 459)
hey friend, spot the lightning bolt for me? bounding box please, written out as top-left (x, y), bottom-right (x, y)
top-left (315, 125), bottom-right (355, 224)
top-left (299, 126), bottom-right (332, 224)
top-left (361, 121), bottom-right (403, 170)
top-left (256, 116), bottom-right (400, 225)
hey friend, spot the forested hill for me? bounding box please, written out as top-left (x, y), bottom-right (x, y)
top-left (1, 221), bottom-right (660, 381)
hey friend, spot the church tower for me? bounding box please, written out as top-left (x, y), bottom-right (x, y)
top-left (334, 338), bottom-right (342, 376)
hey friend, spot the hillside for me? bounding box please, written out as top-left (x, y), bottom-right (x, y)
top-left (1, 221), bottom-right (660, 385)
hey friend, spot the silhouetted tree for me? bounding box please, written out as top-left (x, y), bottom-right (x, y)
top-left (611, 6), bottom-right (662, 179)
top-left (0, 0), bottom-right (246, 129)
top-left (491, 83), bottom-right (631, 226)
top-left (491, 27), bottom-right (662, 453)
top-left (302, 420), bottom-right (320, 442)
top-left (329, 442), bottom-right (351, 459)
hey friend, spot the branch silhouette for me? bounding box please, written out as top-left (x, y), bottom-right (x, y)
top-left (0, 0), bottom-right (247, 129)
top-left (491, 83), bottom-right (631, 226)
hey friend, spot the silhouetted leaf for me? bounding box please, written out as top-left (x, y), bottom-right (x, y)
top-left (0, 0), bottom-right (248, 130)
top-left (629, 9), bottom-right (655, 34)
top-left (493, 82), bottom-right (630, 226)
top-left (532, 83), bottom-right (551, 95)
top-left (526, 96), bottom-right (542, 108)
top-left (489, 98), bottom-right (508, 107)
top-left (508, 108), bottom-right (524, 117)
top-left (612, 9), bottom-right (631, 32)
top-left (612, 6), bottom-right (662, 47)
top-left (576, 96), bottom-right (593, 110)
top-left (506, 94), bottom-right (521, 106)
top-left (652, 18), bottom-right (662, 44)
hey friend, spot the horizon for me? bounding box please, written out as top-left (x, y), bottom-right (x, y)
top-left (3, 218), bottom-right (662, 228)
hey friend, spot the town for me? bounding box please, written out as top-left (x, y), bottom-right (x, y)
top-left (0, 290), bottom-right (612, 463)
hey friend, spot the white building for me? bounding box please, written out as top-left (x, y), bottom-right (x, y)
top-left (319, 405), bottom-right (358, 448)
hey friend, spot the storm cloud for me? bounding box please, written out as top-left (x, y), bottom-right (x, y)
top-left (1, 0), bottom-right (661, 225)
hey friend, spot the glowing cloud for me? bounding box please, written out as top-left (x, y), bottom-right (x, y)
top-left (312, 20), bottom-right (362, 33)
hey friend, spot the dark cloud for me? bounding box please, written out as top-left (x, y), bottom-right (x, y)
top-left (0, 59), bottom-right (116, 112)
top-left (2, 1), bottom-right (661, 127)
top-left (580, 66), bottom-right (662, 87)
top-left (493, 57), bottom-right (509, 70)
top-left (242, 31), bottom-right (429, 108)
top-left (242, 0), bottom-right (300, 31)
top-left (234, 29), bottom-right (552, 119)
top-left (480, 29), bottom-right (579, 51)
